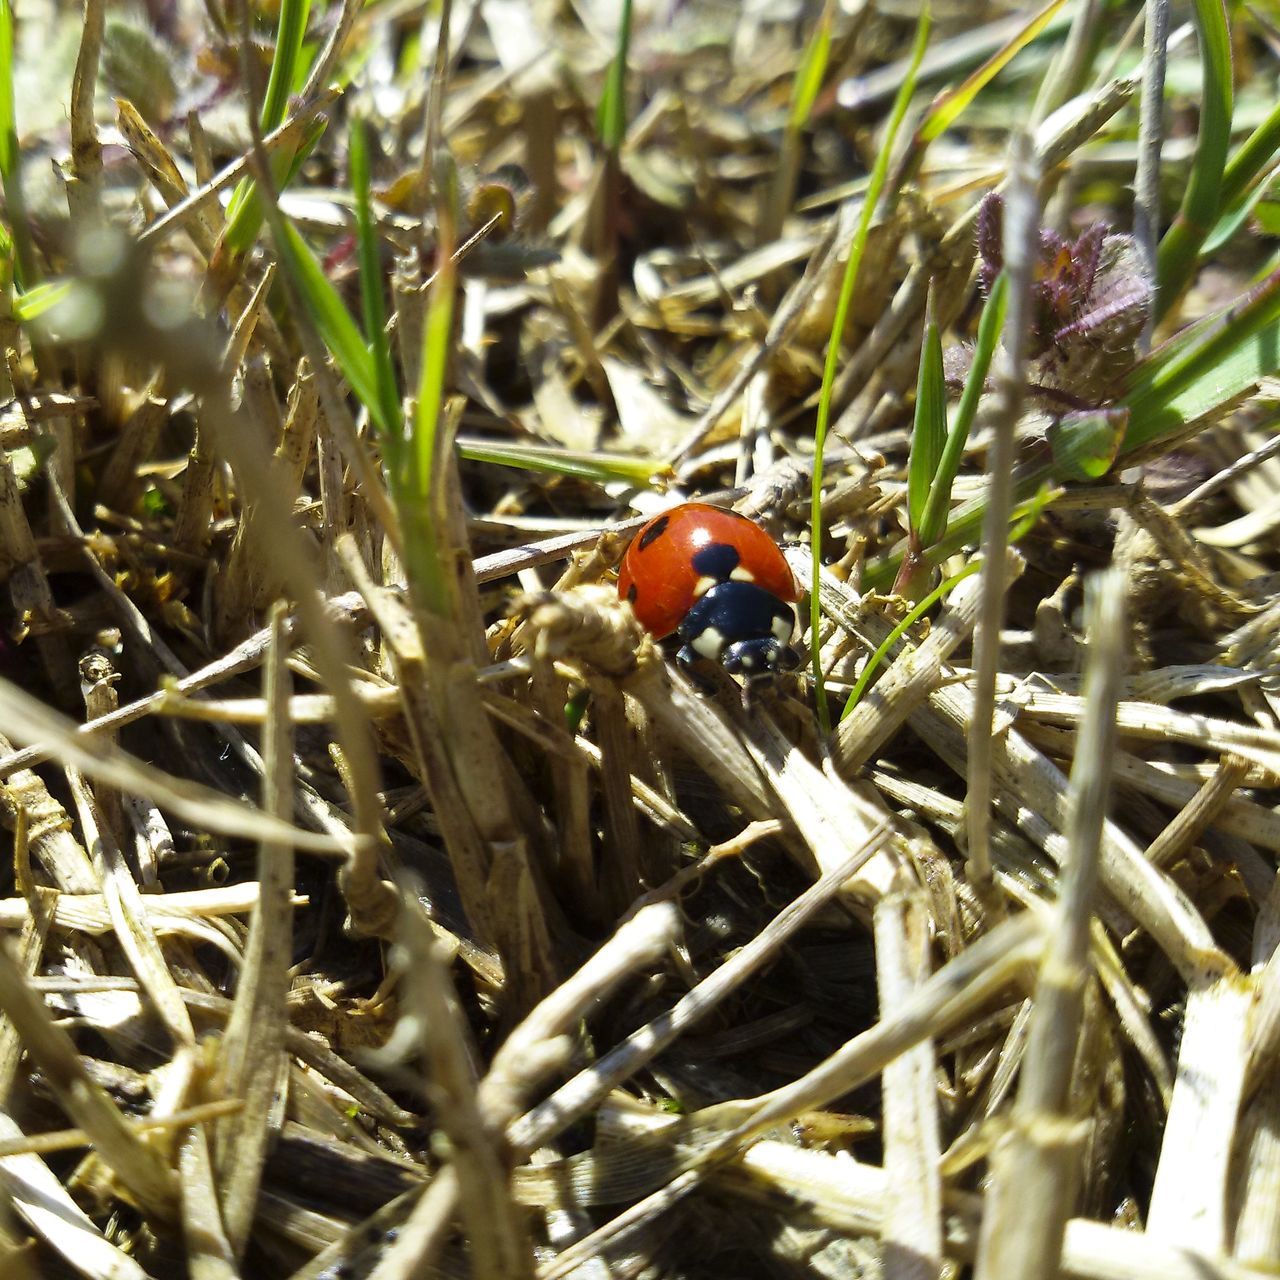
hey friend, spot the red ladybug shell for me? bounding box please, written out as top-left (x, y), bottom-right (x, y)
top-left (617, 503), bottom-right (799, 640)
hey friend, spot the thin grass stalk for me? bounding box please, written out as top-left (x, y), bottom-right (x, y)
top-left (406, 154), bottom-right (458, 614)
top-left (214, 0), bottom-right (402, 934)
top-left (1134, 0), bottom-right (1170, 348)
top-left (136, 88), bottom-right (339, 250)
top-left (964, 133), bottom-right (1040, 890)
top-left (67, 0), bottom-right (104, 230)
top-left (350, 117), bottom-right (400, 446)
top-left (397, 898), bottom-right (534, 1280)
top-left (419, 0), bottom-right (455, 206)
top-left (759, 0), bottom-right (834, 246)
top-left (809, 9), bottom-right (928, 732)
top-left (589, 0), bottom-right (632, 327)
top-left (1031, 0), bottom-right (1103, 117)
top-left (973, 568), bottom-right (1123, 1280)
top-left (846, 559), bottom-right (980, 717)
top-left (891, 0), bottom-right (1067, 195)
top-left (899, 287), bottom-right (946, 598)
top-left (214, 603), bottom-right (294, 1258)
top-left (874, 889), bottom-right (943, 1280)
top-left (1217, 98), bottom-right (1280, 214)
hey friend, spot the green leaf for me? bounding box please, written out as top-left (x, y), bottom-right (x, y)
top-left (272, 218), bottom-right (386, 432)
top-left (1123, 311), bottom-right (1280, 454)
top-left (788, 0), bottom-right (834, 132)
top-left (1218, 96), bottom-right (1280, 214)
top-left (0, 0), bottom-right (14, 183)
top-left (0, 0), bottom-right (30, 286)
top-left (1124, 264), bottom-right (1280, 440)
top-left (404, 155), bottom-right (461, 617)
top-left (1047, 408), bottom-right (1128, 481)
top-left (917, 273), bottom-right (1007, 550)
top-left (261, 0), bottom-right (311, 134)
top-left (907, 311), bottom-right (946, 533)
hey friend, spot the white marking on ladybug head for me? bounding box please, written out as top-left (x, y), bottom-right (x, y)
top-left (693, 576), bottom-right (717, 599)
top-left (730, 566), bottom-right (756, 582)
top-left (772, 614), bottom-right (794, 644)
top-left (691, 626), bottom-right (726, 660)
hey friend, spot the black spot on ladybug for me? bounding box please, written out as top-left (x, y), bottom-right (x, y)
top-left (690, 541), bottom-right (740, 581)
top-left (637, 515), bottom-right (669, 550)
top-left (626, 583), bottom-right (638, 603)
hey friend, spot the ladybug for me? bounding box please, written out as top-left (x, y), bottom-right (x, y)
top-left (617, 503), bottom-right (801, 678)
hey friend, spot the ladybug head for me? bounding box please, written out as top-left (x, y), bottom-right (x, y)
top-left (722, 635), bottom-right (801, 677)
top-left (676, 581), bottom-right (800, 682)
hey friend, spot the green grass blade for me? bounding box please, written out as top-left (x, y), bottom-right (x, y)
top-left (12, 280), bottom-right (71, 322)
top-left (1155, 0), bottom-right (1233, 315)
top-left (223, 0), bottom-right (313, 254)
top-left (788, 0), bottom-right (834, 133)
top-left (917, 272), bottom-right (1007, 549)
top-left (1046, 408), bottom-right (1128, 481)
top-left (271, 217), bottom-right (386, 433)
top-left (864, 268), bottom-right (1280, 595)
top-left (405, 157), bottom-right (460, 617)
top-left (840, 558), bottom-right (980, 720)
top-left (809, 6), bottom-right (930, 734)
top-left (260, 0), bottom-right (311, 134)
top-left (1201, 158), bottom-right (1280, 257)
top-left (455, 439), bottom-right (668, 485)
top-left (917, 0), bottom-right (1068, 145)
top-left (1124, 264), bottom-right (1280, 435)
top-left (1217, 97), bottom-right (1280, 214)
top-left (596, 0), bottom-right (634, 153)
top-left (906, 306), bottom-right (946, 535)
top-left (350, 116), bottom-right (402, 448)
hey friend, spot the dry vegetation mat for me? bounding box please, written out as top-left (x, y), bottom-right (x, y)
top-left (0, 0), bottom-right (1277, 1276)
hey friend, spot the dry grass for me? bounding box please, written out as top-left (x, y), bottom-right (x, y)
top-left (0, 0), bottom-right (1276, 1277)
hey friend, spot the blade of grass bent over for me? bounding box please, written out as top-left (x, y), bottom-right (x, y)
top-left (892, 0), bottom-right (1068, 192)
top-left (917, 0), bottom-right (1067, 145)
top-left (809, 8), bottom-right (929, 734)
